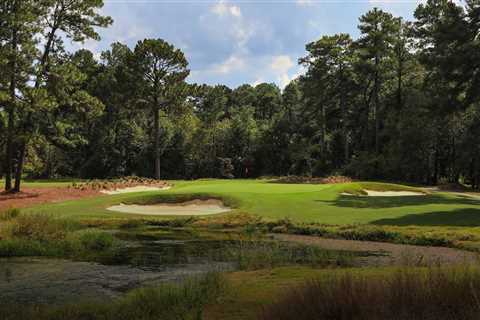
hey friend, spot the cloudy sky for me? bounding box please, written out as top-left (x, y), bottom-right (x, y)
top-left (75, 0), bottom-right (422, 89)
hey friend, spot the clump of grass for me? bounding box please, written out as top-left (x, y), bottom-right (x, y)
top-left (0, 239), bottom-right (60, 257)
top-left (0, 213), bottom-right (116, 259)
top-left (262, 266), bottom-right (480, 320)
top-left (0, 208), bottom-right (20, 221)
top-left (224, 240), bottom-right (355, 270)
top-left (65, 229), bottom-right (115, 252)
top-left (9, 213), bottom-right (77, 242)
top-left (118, 219), bottom-right (144, 229)
top-left (0, 272), bottom-right (225, 320)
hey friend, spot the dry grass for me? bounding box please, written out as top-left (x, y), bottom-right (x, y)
top-left (262, 266), bottom-right (480, 320)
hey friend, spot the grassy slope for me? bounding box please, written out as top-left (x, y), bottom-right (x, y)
top-left (21, 179), bottom-right (480, 226)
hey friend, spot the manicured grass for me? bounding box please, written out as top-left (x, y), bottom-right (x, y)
top-left (0, 179), bottom-right (83, 188)
top-left (23, 180), bottom-right (480, 226)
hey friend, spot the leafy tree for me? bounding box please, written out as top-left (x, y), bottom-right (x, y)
top-left (132, 39), bottom-right (189, 179)
top-left (0, 0), bottom-right (38, 191)
top-left (301, 34), bottom-right (356, 165)
top-left (356, 8), bottom-right (399, 154)
top-left (9, 0), bottom-right (112, 192)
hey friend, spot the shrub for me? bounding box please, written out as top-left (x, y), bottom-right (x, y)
top-left (10, 214), bottom-right (75, 242)
top-left (65, 229), bottom-right (115, 253)
top-left (262, 266), bottom-right (480, 320)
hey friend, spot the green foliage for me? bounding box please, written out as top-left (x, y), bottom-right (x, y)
top-left (2, 0), bottom-right (480, 190)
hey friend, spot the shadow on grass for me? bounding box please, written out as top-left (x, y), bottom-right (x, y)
top-left (316, 194), bottom-right (480, 209)
top-left (372, 208), bottom-right (480, 227)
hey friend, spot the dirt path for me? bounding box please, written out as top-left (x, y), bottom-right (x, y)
top-left (273, 234), bottom-right (479, 267)
top-left (0, 187), bottom-right (102, 212)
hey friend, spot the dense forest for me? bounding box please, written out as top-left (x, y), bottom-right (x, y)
top-left (1, 0), bottom-right (480, 192)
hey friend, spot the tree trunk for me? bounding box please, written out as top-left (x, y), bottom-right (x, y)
top-left (154, 106), bottom-right (161, 180)
top-left (397, 56), bottom-right (403, 111)
top-left (340, 71), bottom-right (348, 163)
top-left (320, 104), bottom-right (326, 155)
top-left (374, 57), bottom-right (380, 155)
top-left (5, 105), bottom-right (14, 191)
top-left (12, 23), bottom-right (57, 192)
top-left (5, 3), bottom-right (18, 192)
top-left (14, 140), bottom-right (26, 192)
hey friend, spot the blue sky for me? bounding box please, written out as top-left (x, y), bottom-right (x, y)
top-left (74, 0), bottom-right (422, 89)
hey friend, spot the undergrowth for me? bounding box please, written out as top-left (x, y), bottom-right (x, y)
top-left (262, 266), bottom-right (480, 320)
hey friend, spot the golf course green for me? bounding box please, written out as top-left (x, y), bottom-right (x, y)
top-left (24, 179), bottom-right (480, 226)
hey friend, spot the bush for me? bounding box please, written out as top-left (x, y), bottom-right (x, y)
top-left (262, 266), bottom-right (480, 320)
top-left (10, 214), bottom-right (76, 242)
top-left (73, 230), bottom-right (115, 251)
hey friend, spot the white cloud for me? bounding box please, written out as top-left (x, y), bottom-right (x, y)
top-left (270, 55), bottom-right (295, 87)
top-left (211, 0), bottom-right (242, 18)
top-left (212, 55), bottom-right (246, 74)
top-left (271, 55), bottom-right (294, 73)
top-left (296, 0), bottom-right (314, 6)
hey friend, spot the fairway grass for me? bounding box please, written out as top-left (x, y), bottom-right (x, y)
top-left (22, 179), bottom-right (480, 225)
top-left (14, 179), bottom-right (480, 250)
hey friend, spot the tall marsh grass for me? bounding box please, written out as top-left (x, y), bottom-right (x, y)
top-left (0, 212), bottom-right (116, 259)
top-left (262, 266), bottom-right (480, 320)
top-left (224, 239), bottom-right (355, 270)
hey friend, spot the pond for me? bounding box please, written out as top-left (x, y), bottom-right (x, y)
top-left (0, 229), bottom-right (236, 305)
top-left (0, 227), bottom-right (362, 305)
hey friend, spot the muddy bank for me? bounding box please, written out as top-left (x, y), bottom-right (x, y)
top-left (273, 234), bottom-right (479, 267)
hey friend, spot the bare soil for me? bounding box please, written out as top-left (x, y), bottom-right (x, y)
top-left (0, 187), bottom-right (102, 212)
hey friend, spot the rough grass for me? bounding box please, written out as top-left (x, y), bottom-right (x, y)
top-left (0, 272), bottom-right (225, 320)
top-left (0, 212), bottom-right (116, 259)
top-left (204, 266), bottom-right (390, 320)
top-left (261, 266), bottom-right (480, 320)
top-left (223, 239), bottom-right (356, 270)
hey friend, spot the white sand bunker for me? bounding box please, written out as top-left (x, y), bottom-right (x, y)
top-left (342, 190), bottom-right (425, 197)
top-left (107, 199), bottom-right (231, 216)
top-left (101, 186), bottom-right (171, 195)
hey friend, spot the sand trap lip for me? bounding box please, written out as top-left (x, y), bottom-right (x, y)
top-left (101, 186), bottom-right (171, 195)
top-left (342, 190), bottom-right (425, 197)
top-left (107, 199), bottom-right (230, 216)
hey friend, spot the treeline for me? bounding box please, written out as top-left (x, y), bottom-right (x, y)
top-left (1, 0), bottom-right (480, 191)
